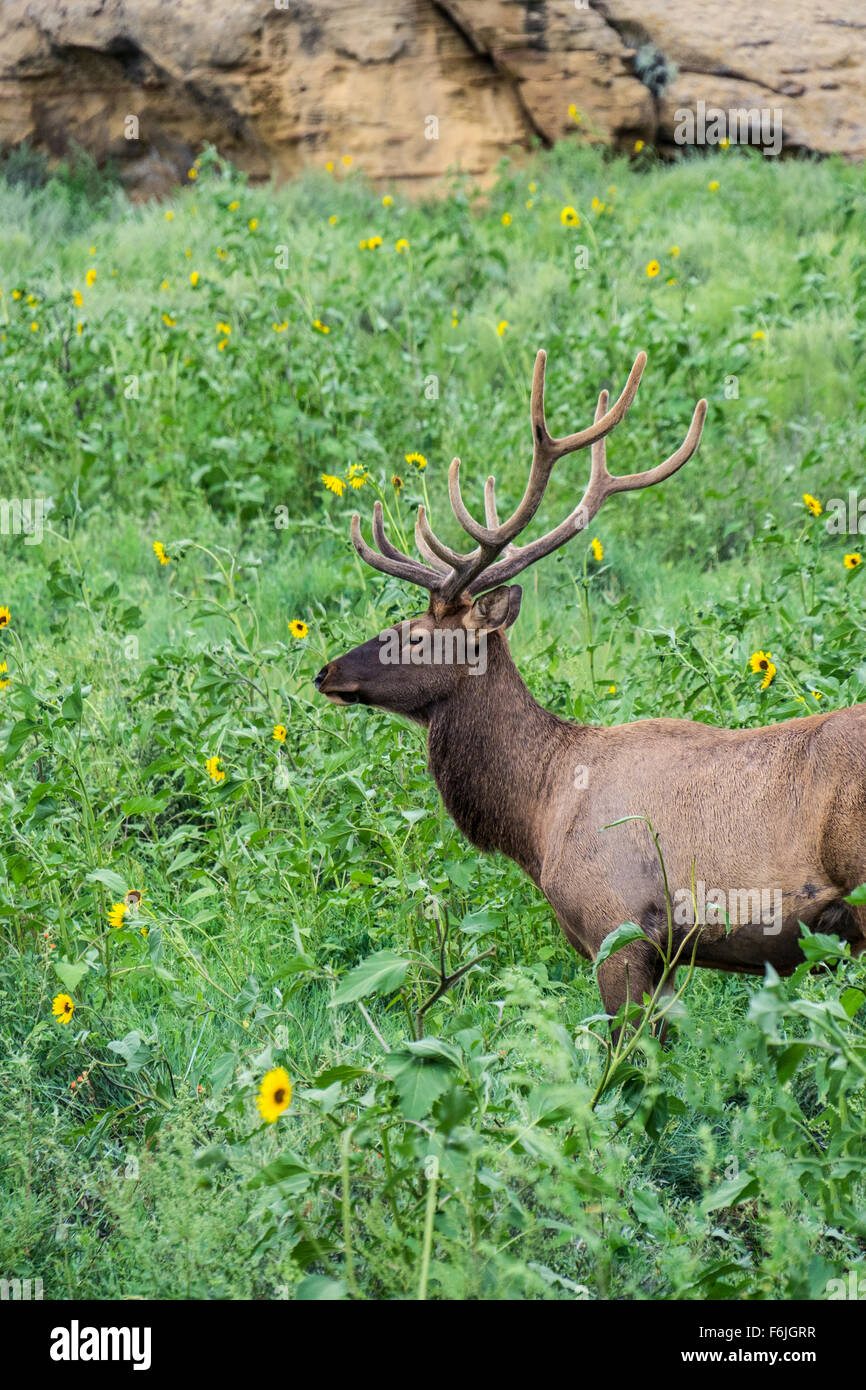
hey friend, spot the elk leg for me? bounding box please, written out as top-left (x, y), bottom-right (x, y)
top-left (654, 971), bottom-right (678, 1047)
top-left (596, 940), bottom-right (657, 1041)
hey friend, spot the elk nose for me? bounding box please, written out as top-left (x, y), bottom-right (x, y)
top-left (314, 664), bottom-right (332, 691)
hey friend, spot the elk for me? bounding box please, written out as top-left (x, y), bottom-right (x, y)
top-left (315, 349), bottom-right (866, 1030)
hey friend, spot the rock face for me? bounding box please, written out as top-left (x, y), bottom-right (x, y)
top-left (0, 0), bottom-right (864, 197)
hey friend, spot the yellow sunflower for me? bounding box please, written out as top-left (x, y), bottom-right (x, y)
top-left (206, 755), bottom-right (225, 783)
top-left (560, 206), bottom-right (580, 227)
top-left (108, 901), bottom-right (128, 928)
top-left (590, 537), bottom-right (603, 562)
top-left (288, 620), bottom-right (309, 639)
top-left (749, 651), bottom-right (776, 689)
top-left (256, 1067), bottom-right (292, 1123)
top-left (844, 553), bottom-right (862, 570)
top-left (802, 494), bottom-right (822, 517)
top-left (52, 993), bottom-right (75, 1024)
top-left (273, 724), bottom-right (287, 742)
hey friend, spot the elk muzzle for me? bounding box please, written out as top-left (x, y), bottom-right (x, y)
top-left (314, 660), bottom-right (362, 704)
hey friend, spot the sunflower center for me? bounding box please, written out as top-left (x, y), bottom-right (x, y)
top-left (759, 659), bottom-right (768, 669)
top-left (273, 1088), bottom-right (285, 1104)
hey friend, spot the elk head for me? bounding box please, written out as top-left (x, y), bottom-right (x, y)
top-left (315, 350), bottom-right (707, 720)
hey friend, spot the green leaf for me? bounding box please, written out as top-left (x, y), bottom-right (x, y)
top-left (209, 1052), bottom-right (236, 1094)
top-left (701, 1171), bottom-right (759, 1214)
top-left (459, 906), bottom-right (504, 936)
top-left (444, 859), bottom-right (474, 891)
top-left (107, 1030), bottom-right (152, 1073)
top-left (86, 867), bottom-right (127, 897)
top-left (296, 1275), bottom-right (347, 1300)
top-left (845, 882), bottom-right (866, 905)
top-left (773, 1042), bottom-right (807, 1084)
top-left (61, 686), bottom-right (83, 723)
top-left (53, 960), bottom-right (89, 992)
top-left (381, 1051), bottom-right (453, 1118)
top-left (4, 718), bottom-right (39, 761)
top-left (121, 795), bottom-right (168, 816)
top-left (247, 1151), bottom-right (310, 1190)
top-left (268, 954), bottom-right (316, 984)
top-left (594, 921), bottom-right (649, 972)
top-left (631, 1185), bottom-right (674, 1236)
top-left (797, 923), bottom-right (849, 964)
top-left (330, 949), bottom-right (410, 1006)
top-left (400, 1037), bottom-right (462, 1065)
top-left (313, 1064), bottom-right (367, 1087)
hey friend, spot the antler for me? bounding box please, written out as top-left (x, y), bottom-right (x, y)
top-left (350, 350), bottom-right (707, 602)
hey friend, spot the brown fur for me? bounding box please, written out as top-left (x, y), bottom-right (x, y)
top-left (316, 591), bottom-right (866, 1027)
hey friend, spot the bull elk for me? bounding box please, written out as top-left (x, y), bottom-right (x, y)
top-left (315, 350), bottom-right (866, 1031)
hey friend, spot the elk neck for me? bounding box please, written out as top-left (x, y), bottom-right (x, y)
top-left (425, 633), bottom-right (577, 881)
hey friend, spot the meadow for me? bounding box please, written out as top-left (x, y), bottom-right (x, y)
top-left (1, 141), bottom-right (865, 1301)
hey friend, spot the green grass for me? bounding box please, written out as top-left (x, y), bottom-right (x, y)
top-left (1, 142), bottom-right (865, 1300)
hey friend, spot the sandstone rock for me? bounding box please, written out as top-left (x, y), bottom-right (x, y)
top-left (0, 0), bottom-right (863, 198)
top-left (599, 0), bottom-right (866, 160)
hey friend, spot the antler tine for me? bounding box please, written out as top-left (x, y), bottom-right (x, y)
top-left (415, 505), bottom-right (459, 573)
top-left (484, 476), bottom-right (499, 528)
top-left (482, 349), bottom-right (648, 550)
top-left (347, 351), bottom-right (706, 604)
top-left (448, 457), bottom-right (492, 546)
top-left (589, 388), bottom-right (610, 487)
top-left (465, 387), bottom-right (707, 595)
top-left (603, 397), bottom-right (708, 495)
top-left (350, 504), bottom-right (441, 591)
top-left (372, 499), bottom-right (416, 564)
top-left (548, 352), bottom-right (646, 462)
top-left (444, 351), bottom-right (647, 570)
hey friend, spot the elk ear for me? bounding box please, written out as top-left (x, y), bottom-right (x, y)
top-left (463, 585), bottom-right (522, 633)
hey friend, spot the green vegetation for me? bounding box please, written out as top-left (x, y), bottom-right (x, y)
top-left (1, 143), bottom-right (865, 1300)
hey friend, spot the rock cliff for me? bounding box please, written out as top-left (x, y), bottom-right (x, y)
top-left (0, 1), bottom-right (863, 196)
